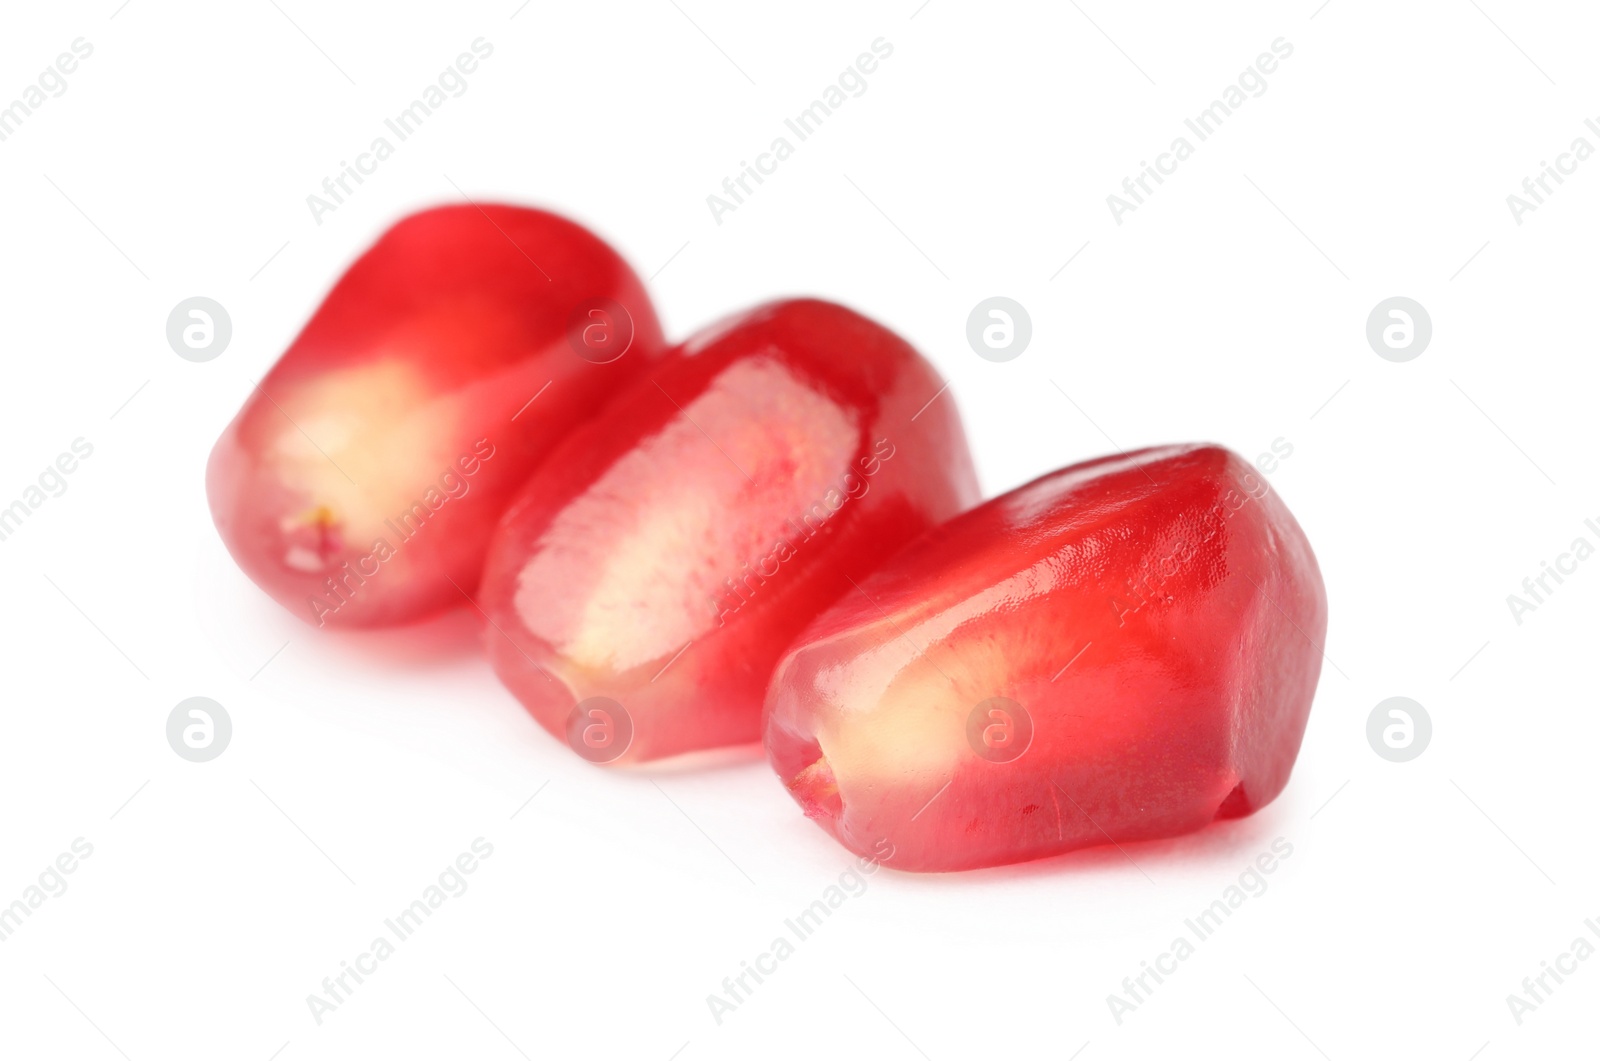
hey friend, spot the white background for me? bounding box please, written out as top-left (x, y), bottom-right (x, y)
top-left (1, 1), bottom-right (1595, 1058)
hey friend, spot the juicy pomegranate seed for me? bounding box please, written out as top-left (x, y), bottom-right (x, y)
top-left (764, 444), bottom-right (1327, 872)
top-left (479, 299), bottom-right (981, 763)
top-left (207, 204), bottom-right (664, 627)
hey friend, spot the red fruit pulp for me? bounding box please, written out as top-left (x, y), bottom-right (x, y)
top-left (764, 444), bottom-right (1327, 872)
top-left (207, 204), bottom-right (664, 627)
top-left (479, 299), bottom-right (980, 764)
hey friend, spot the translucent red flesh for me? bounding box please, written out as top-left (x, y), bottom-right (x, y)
top-left (763, 444), bottom-right (1327, 872)
top-left (478, 299), bottom-right (981, 764)
top-left (207, 204), bottom-right (665, 627)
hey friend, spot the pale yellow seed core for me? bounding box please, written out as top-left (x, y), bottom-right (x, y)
top-left (267, 358), bottom-right (459, 571)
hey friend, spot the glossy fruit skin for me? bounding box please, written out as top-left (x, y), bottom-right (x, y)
top-left (479, 299), bottom-right (980, 764)
top-left (764, 444), bottom-right (1327, 873)
top-left (207, 204), bottom-right (664, 627)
